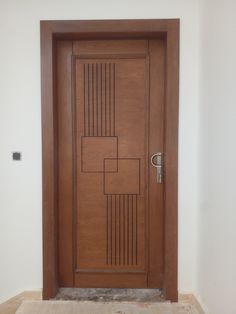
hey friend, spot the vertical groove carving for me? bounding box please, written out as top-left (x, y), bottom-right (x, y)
top-left (131, 195), bottom-right (134, 265)
top-left (92, 64), bottom-right (94, 136)
top-left (113, 63), bottom-right (116, 136)
top-left (106, 194), bottom-right (110, 265)
top-left (107, 194), bottom-right (138, 265)
top-left (105, 63), bottom-right (107, 136)
top-left (119, 194), bottom-right (121, 265)
top-left (100, 63), bottom-right (103, 136)
top-left (135, 194), bottom-right (138, 265)
top-left (96, 64), bottom-right (99, 136)
top-left (88, 64), bottom-right (90, 136)
top-left (110, 194), bottom-right (113, 264)
top-left (83, 64), bottom-right (86, 135)
top-left (123, 195), bottom-right (125, 264)
top-left (109, 63), bottom-right (111, 136)
top-left (83, 63), bottom-right (115, 137)
top-left (127, 195), bottom-right (129, 264)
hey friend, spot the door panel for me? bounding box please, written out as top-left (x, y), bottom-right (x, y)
top-left (57, 39), bottom-right (165, 288)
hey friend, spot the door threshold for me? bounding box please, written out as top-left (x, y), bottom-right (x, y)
top-left (55, 288), bottom-right (164, 302)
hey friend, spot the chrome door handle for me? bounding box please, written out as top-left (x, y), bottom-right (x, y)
top-left (150, 152), bottom-right (163, 184)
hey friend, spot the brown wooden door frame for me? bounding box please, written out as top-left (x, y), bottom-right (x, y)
top-left (40, 19), bottom-right (179, 301)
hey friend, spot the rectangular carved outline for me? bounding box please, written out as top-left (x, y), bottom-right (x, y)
top-left (106, 194), bottom-right (139, 266)
top-left (41, 19), bottom-right (179, 301)
top-left (76, 60), bottom-right (116, 137)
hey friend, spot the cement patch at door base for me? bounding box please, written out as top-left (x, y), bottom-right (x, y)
top-left (16, 300), bottom-right (200, 314)
top-left (55, 288), bottom-right (164, 302)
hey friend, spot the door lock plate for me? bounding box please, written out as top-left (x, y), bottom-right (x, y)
top-left (150, 152), bottom-right (164, 183)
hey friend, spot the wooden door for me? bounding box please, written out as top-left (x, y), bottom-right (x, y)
top-left (57, 39), bottom-right (165, 288)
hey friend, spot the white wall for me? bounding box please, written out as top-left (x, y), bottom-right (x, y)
top-left (197, 0), bottom-right (236, 313)
top-left (0, 0), bottom-right (199, 303)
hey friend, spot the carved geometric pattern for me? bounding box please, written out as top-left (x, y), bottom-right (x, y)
top-left (81, 63), bottom-right (140, 265)
top-left (83, 63), bottom-right (115, 137)
top-left (106, 194), bottom-right (138, 265)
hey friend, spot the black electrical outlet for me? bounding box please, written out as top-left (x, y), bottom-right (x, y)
top-left (12, 152), bottom-right (21, 160)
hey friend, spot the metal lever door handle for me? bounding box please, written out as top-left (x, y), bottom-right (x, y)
top-left (150, 152), bottom-right (163, 184)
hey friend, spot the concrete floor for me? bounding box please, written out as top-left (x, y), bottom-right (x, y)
top-left (0, 290), bottom-right (204, 314)
top-left (15, 300), bottom-right (200, 314)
